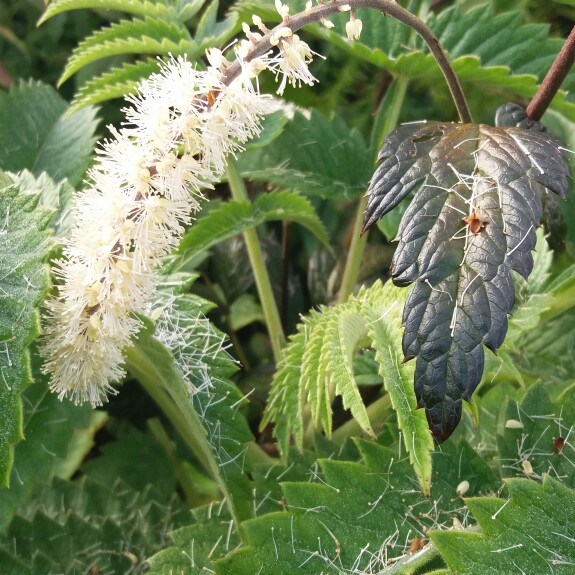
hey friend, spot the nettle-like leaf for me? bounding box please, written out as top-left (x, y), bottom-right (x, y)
top-left (237, 110), bottom-right (372, 200)
top-left (497, 383), bottom-right (575, 488)
top-left (0, 367), bottom-right (93, 532)
top-left (40, 0), bottom-right (237, 111)
top-left (0, 475), bottom-right (188, 573)
top-left (235, 1), bottom-right (575, 118)
top-left (432, 475), bottom-right (575, 575)
top-left (147, 449), bottom-right (318, 574)
top-left (170, 190), bottom-right (330, 273)
top-left (263, 280), bottom-right (434, 494)
top-left (68, 58), bottom-right (162, 113)
top-left (58, 17), bottom-right (197, 86)
top-left (38, 0), bottom-right (176, 24)
top-left (147, 501), bottom-right (240, 573)
top-left (362, 104), bottom-right (569, 443)
top-left (214, 440), bottom-right (499, 575)
top-left (0, 81), bottom-right (98, 188)
top-left (0, 173), bottom-right (54, 487)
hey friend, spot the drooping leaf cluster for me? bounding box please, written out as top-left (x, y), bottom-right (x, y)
top-left (362, 104), bottom-right (569, 442)
top-left (263, 279), bottom-right (435, 492)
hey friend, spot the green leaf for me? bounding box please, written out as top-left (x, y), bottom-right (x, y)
top-left (497, 383), bottom-right (575, 488)
top-left (0, 475), bottom-right (188, 573)
top-left (0, 175), bottom-right (53, 487)
top-left (0, 81), bottom-right (99, 188)
top-left (229, 293), bottom-right (265, 331)
top-left (59, 17), bottom-right (196, 85)
top-left (237, 110), bottom-right (372, 199)
top-left (314, 4), bottom-right (575, 119)
top-left (214, 441), bottom-right (498, 575)
top-left (0, 368), bottom-right (93, 532)
top-left (362, 107), bottom-right (569, 442)
top-left (171, 190), bottom-right (330, 273)
top-left (39, 0), bottom-right (175, 24)
top-left (82, 427), bottom-right (179, 494)
top-left (432, 475), bottom-right (575, 575)
top-left (13, 171), bottom-right (75, 236)
top-left (69, 58), bottom-right (162, 113)
top-left (263, 279), bottom-right (433, 492)
top-left (147, 502), bottom-right (241, 573)
top-left (364, 282), bottom-right (434, 495)
top-left (125, 280), bottom-right (255, 523)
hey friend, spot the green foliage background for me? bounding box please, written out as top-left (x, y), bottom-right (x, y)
top-left (1, 0), bottom-right (575, 573)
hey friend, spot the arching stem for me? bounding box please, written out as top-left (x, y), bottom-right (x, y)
top-left (223, 0), bottom-right (472, 124)
top-left (526, 25), bottom-right (575, 121)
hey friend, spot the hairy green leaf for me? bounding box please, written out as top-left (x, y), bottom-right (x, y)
top-left (364, 282), bottom-right (434, 495)
top-left (171, 190), bottom-right (330, 273)
top-left (432, 475), bottom-right (575, 575)
top-left (362, 105), bottom-right (569, 442)
top-left (237, 110), bottom-right (372, 199)
top-left (13, 171), bottom-right (75, 236)
top-left (147, 502), bottom-right (240, 573)
top-left (497, 383), bottom-right (575, 488)
top-left (0, 475), bottom-right (188, 573)
top-left (126, 278), bottom-right (255, 522)
top-left (214, 440), bottom-right (498, 575)
top-left (59, 17), bottom-right (196, 85)
top-left (0, 371), bottom-right (93, 532)
top-left (0, 82), bottom-right (98, 188)
top-left (263, 280), bottom-right (434, 492)
top-left (0, 175), bottom-right (54, 487)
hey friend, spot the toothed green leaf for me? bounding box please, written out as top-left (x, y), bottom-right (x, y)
top-left (0, 174), bottom-right (54, 487)
top-left (364, 282), bottom-right (434, 495)
top-left (0, 81), bottom-right (98, 188)
top-left (432, 475), bottom-right (575, 575)
top-left (125, 278), bottom-right (255, 522)
top-left (237, 110), bottom-right (372, 200)
top-left (0, 371), bottom-right (93, 532)
top-left (59, 17), bottom-right (196, 85)
top-left (214, 441), bottom-right (498, 575)
top-left (68, 58), bottom-right (161, 113)
top-left (0, 474), bottom-right (188, 573)
top-left (497, 383), bottom-right (575, 488)
top-left (262, 279), bottom-right (433, 493)
top-left (171, 190), bottom-right (330, 273)
top-left (39, 0), bottom-right (175, 25)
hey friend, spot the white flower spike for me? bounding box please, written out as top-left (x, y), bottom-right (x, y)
top-left (41, 55), bottom-right (274, 405)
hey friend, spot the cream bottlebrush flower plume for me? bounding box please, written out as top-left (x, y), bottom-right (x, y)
top-left (41, 55), bottom-right (274, 406)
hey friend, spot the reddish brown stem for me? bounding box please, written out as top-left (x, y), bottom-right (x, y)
top-left (526, 25), bottom-right (575, 121)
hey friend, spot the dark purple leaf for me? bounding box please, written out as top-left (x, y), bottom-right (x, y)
top-left (363, 105), bottom-right (569, 442)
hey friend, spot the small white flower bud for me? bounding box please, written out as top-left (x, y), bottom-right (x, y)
top-left (456, 480), bottom-right (470, 497)
top-left (505, 419), bottom-right (524, 429)
top-left (346, 17), bottom-right (362, 41)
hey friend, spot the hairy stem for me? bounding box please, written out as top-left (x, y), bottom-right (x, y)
top-left (526, 25), bottom-right (575, 121)
top-left (337, 77), bottom-right (409, 304)
top-left (125, 343), bottom-right (244, 526)
top-left (226, 160), bottom-right (286, 362)
top-left (224, 0), bottom-right (472, 123)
